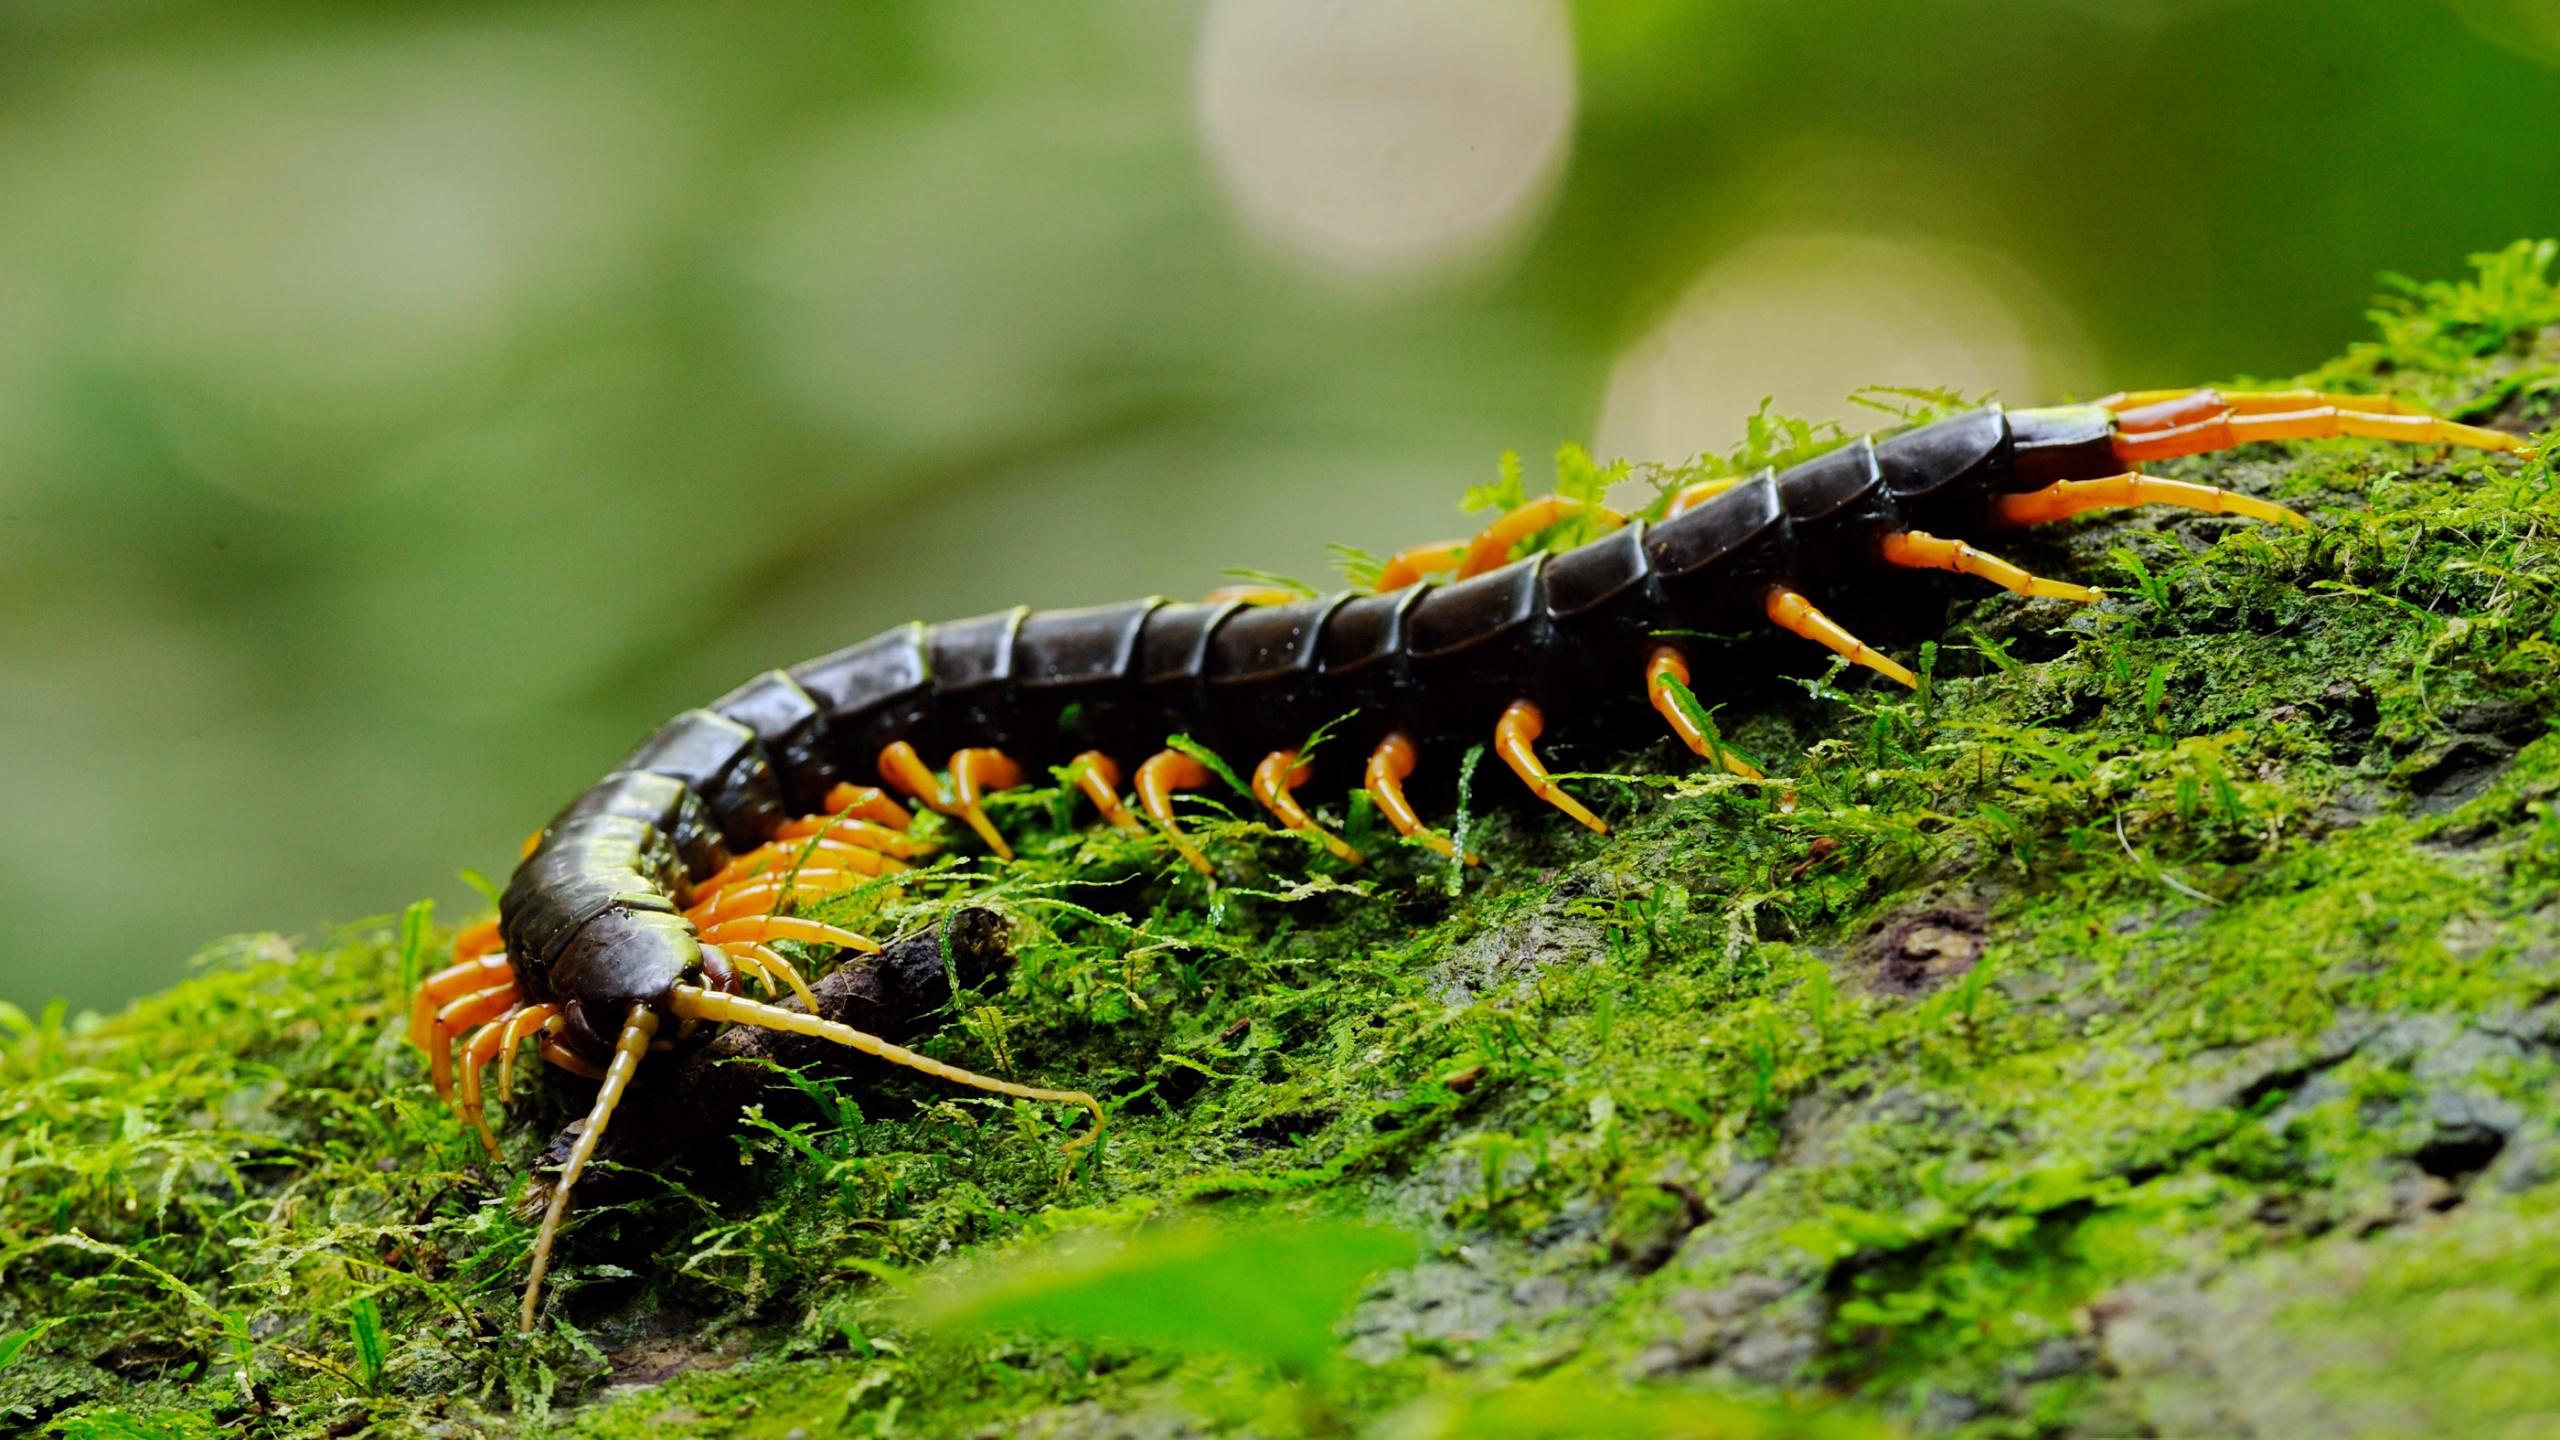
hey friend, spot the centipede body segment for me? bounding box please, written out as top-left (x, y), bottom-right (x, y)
top-left (410, 386), bottom-right (2530, 1328)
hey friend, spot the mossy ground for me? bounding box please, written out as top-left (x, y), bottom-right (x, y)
top-left (10, 244), bottom-right (2560, 1439)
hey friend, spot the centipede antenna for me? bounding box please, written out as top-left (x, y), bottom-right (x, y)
top-left (1364, 731), bottom-right (1474, 862)
top-left (1136, 749), bottom-right (1217, 876)
top-left (1494, 699), bottom-right (1609, 834)
top-left (668, 985), bottom-right (1104, 1153)
top-left (1069, 751), bottom-right (1145, 835)
top-left (1992, 472), bottom-right (2307, 530)
top-left (1645, 646), bottom-right (1765, 779)
top-left (697, 914), bottom-right (882, 954)
top-left (1763, 588), bottom-right (1919, 689)
top-left (1251, 750), bottom-right (1363, 864)
top-left (1878, 530), bottom-right (2102, 603)
top-left (520, 1004), bottom-right (656, 1332)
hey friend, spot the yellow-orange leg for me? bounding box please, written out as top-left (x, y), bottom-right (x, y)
top-left (668, 985), bottom-right (1104, 1152)
top-left (690, 842), bottom-right (910, 906)
top-left (1668, 477), bottom-right (1745, 516)
top-left (686, 869), bottom-right (877, 928)
top-left (879, 741), bottom-right (1025, 861)
top-left (426, 982), bottom-right (520, 1099)
top-left (1764, 588), bottom-right (1918, 689)
top-left (538, 1033), bottom-right (606, 1082)
top-left (1645, 646), bottom-right (1763, 779)
top-left (456, 1014), bottom-right (524, 1159)
top-left (522, 1004), bottom-right (656, 1332)
top-left (1364, 731), bottom-right (1474, 862)
top-left (699, 914), bottom-right (881, 954)
top-left (453, 918), bottom-right (503, 963)
top-left (1070, 752), bottom-right (1144, 835)
top-left (2103, 386), bottom-right (2418, 431)
top-left (495, 1003), bottom-right (561, 1103)
top-left (1991, 472), bottom-right (2306, 530)
top-left (1878, 530), bottom-right (2102, 603)
top-left (1377, 494), bottom-right (1626, 591)
top-left (1495, 699), bottom-right (1608, 834)
top-left (2113, 402), bottom-right (2529, 463)
top-left (718, 942), bottom-right (822, 1013)
top-left (1250, 750), bottom-right (1363, 864)
top-left (1136, 749), bottom-right (1216, 876)
top-left (410, 953), bottom-right (513, 1051)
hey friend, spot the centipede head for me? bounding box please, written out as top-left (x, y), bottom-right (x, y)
top-left (543, 905), bottom-right (703, 1066)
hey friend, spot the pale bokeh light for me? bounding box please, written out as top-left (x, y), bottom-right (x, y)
top-left (1593, 232), bottom-right (2096, 464)
top-left (1193, 0), bottom-right (1575, 281)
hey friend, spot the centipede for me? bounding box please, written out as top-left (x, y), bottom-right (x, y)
top-left (410, 385), bottom-right (2529, 1329)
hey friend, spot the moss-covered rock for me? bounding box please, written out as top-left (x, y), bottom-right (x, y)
top-left (8, 242), bottom-right (2560, 1438)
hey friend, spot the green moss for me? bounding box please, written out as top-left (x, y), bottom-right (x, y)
top-left (10, 243), bottom-right (2560, 1437)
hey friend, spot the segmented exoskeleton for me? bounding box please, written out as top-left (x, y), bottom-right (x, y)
top-left (413, 386), bottom-right (2527, 1328)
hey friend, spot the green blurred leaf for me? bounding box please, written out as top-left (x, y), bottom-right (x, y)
top-left (1373, 1376), bottom-right (1897, 1440)
top-left (911, 1216), bottom-right (1411, 1373)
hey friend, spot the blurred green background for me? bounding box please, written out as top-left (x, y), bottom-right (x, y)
top-left (5, 0), bottom-right (2558, 1010)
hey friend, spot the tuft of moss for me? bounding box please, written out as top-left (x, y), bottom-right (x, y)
top-left (9, 242), bottom-right (2560, 1437)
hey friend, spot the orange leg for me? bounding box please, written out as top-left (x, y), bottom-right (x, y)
top-left (1764, 588), bottom-right (1918, 689)
top-left (1363, 731), bottom-right (1474, 862)
top-left (879, 741), bottom-right (1024, 861)
top-left (1377, 495), bottom-right (1627, 591)
top-left (685, 869), bottom-right (880, 927)
top-left (1203, 584), bottom-right (1305, 607)
top-left (496, 1003), bottom-right (560, 1102)
top-left (456, 1014), bottom-right (522, 1158)
top-left (1070, 752), bottom-right (1143, 835)
top-left (769, 783), bottom-right (916, 834)
top-left (1250, 750), bottom-right (1363, 864)
top-left (1668, 477), bottom-right (1745, 516)
top-left (1374, 538), bottom-right (1468, 593)
top-left (2113, 402), bottom-right (2528, 463)
top-left (538, 1032), bottom-right (606, 1082)
top-left (410, 953), bottom-right (514, 1051)
top-left (1877, 530), bottom-right (2102, 603)
top-left (453, 918), bottom-right (503, 962)
top-left (428, 981), bottom-right (521, 1099)
top-left (1645, 646), bottom-right (1763, 779)
top-left (1136, 749), bottom-right (1217, 876)
top-left (698, 914), bottom-right (881, 954)
top-left (689, 841), bottom-right (910, 906)
top-left (2102, 386), bottom-right (2419, 431)
top-left (1991, 471), bottom-right (2306, 530)
top-left (1494, 699), bottom-right (1608, 835)
top-left (717, 941), bottom-right (821, 1012)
